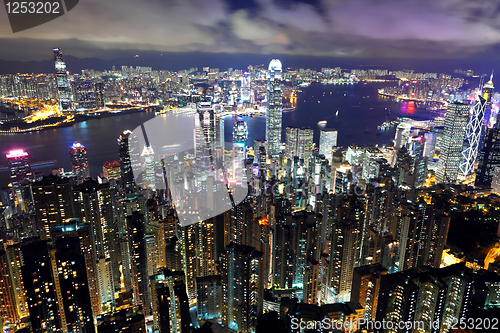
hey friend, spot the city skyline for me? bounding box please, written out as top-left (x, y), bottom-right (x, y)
top-left (1, 46), bottom-right (500, 332)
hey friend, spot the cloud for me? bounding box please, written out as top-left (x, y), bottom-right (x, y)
top-left (0, 0), bottom-right (499, 60)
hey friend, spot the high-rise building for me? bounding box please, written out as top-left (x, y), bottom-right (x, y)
top-left (52, 236), bottom-right (95, 333)
top-left (436, 102), bottom-right (470, 183)
top-left (75, 80), bottom-right (97, 110)
top-left (32, 175), bottom-right (74, 240)
top-left (53, 47), bottom-right (73, 112)
top-left (241, 72), bottom-right (251, 103)
top-left (460, 96), bottom-right (487, 176)
top-left (21, 239), bottom-right (62, 333)
top-left (196, 275), bottom-right (222, 321)
top-left (319, 128), bottom-right (338, 162)
top-left (6, 149), bottom-right (31, 183)
top-left (221, 243), bottom-right (263, 333)
top-left (285, 127), bottom-right (313, 160)
top-left (118, 130), bottom-right (138, 192)
top-left (351, 264), bottom-right (388, 321)
top-left (476, 128), bottom-right (500, 187)
top-left (150, 269), bottom-right (190, 333)
top-left (102, 161), bottom-right (120, 181)
top-left (70, 142), bottom-right (90, 183)
top-left (266, 59), bottom-right (283, 158)
top-left (0, 249), bottom-right (18, 328)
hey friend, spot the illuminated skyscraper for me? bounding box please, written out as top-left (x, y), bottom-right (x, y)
top-left (241, 72), bottom-right (251, 103)
top-left (69, 142), bottom-right (90, 183)
top-left (32, 175), bottom-right (74, 240)
top-left (232, 118), bottom-right (248, 186)
top-left (118, 130), bottom-right (138, 192)
top-left (266, 59), bottom-right (283, 158)
top-left (21, 239), bottom-right (62, 333)
top-left (6, 149), bottom-right (31, 183)
top-left (476, 128), bottom-right (500, 186)
top-left (53, 47), bottom-right (73, 112)
top-left (221, 243), bottom-right (262, 333)
top-left (460, 96), bottom-right (486, 176)
top-left (0, 249), bottom-right (18, 328)
top-left (75, 80), bottom-right (97, 110)
top-left (52, 236), bottom-right (95, 333)
top-left (141, 146), bottom-right (155, 190)
top-left (436, 102), bottom-right (469, 183)
top-left (319, 128), bottom-right (338, 162)
top-left (285, 127), bottom-right (313, 160)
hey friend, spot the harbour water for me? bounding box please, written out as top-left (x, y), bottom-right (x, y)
top-left (0, 82), bottom-right (431, 185)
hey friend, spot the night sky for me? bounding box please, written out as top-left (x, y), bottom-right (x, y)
top-left (1, 0), bottom-right (500, 62)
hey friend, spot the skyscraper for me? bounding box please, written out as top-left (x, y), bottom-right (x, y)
top-left (266, 59), bottom-right (283, 158)
top-left (21, 239), bottom-right (62, 333)
top-left (118, 130), bottom-right (138, 192)
top-left (319, 128), bottom-right (338, 162)
top-left (285, 127), bottom-right (313, 160)
top-left (460, 96), bottom-right (486, 176)
top-left (221, 243), bottom-right (263, 333)
top-left (53, 47), bottom-right (73, 112)
top-left (75, 80), bottom-right (97, 110)
top-left (69, 142), bottom-right (90, 183)
top-left (436, 102), bottom-right (470, 183)
top-left (476, 128), bottom-right (500, 187)
top-left (6, 149), bottom-right (31, 183)
top-left (241, 72), bottom-right (251, 103)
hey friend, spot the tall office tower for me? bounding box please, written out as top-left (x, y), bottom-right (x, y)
top-left (4, 245), bottom-right (29, 321)
top-left (272, 212), bottom-right (319, 291)
top-left (102, 161), bottom-right (120, 181)
top-left (303, 259), bottom-right (320, 304)
top-left (179, 219), bottom-right (217, 304)
top-left (266, 59), bottom-right (283, 158)
top-left (52, 236), bottom-right (95, 333)
top-left (0, 249), bottom-right (18, 328)
top-left (53, 47), bottom-right (73, 112)
top-left (423, 131), bottom-right (437, 158)
top-left (285, 127), bottom-right (314, 160)
top-left (52, 221), bottom-right (102, 319)
top-left (6, 149), bottom-right (31, 183)
top-left (460, 96), bottom-right (487, 176)
top-left (95, 82), bottom-right (105, 109)
top-left (196, 275), bottom-right (222, 321)
top-left (232, 118), bottom-right (248, 186)
top-left (327, 219), bottom-right (360, 303)
top-left (32, 175), bottom-right (74, 239)
top-left (221, 243), bottom-right (263, 333)
top-left (20, 239), bottom-right (62, 333)
top-left (319, 127), bottom-right (338, 162)
top-left (75, 80), bottom-right (97, 110)
top-left (241, 72), bottom-right (251, 102)
top-left (70, 142), bottom-right (90, 183)
top-left (476, 128), bottom-right (500, 186)
top-left (141, 146), bottom-right (155, 189)
top-left (375, 270), bottom-right (419, 329)
top-left (150, 269), bottom-right (190, 333)
top-left (126, 211), bottom-right (150, 314)
top-left (118, 130), bottom-right (138, 192)
top-left (408, 135), bottom-right (427, 187)
top-left (73, 179), bottom-right (114, 260)
top-left (436, 102), bottom-right (470, 183)
top-left (483, 73), bottom-right (494, 126)
top-left (351, 264), bottom-right (388, 321)
top-left (362, 148), bottom-right (384, 181)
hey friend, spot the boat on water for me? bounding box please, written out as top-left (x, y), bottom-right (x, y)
top-left (336, 110), bottom-right (339, 116)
